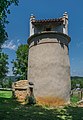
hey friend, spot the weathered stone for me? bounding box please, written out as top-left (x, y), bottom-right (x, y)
top-left (78, 99), bottom-right (83, 107)
top-left (28, 13), bottom-right (71, 106)
top-left (12, 80), bottom-right (29, 103)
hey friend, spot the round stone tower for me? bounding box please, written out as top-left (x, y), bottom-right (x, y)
top-left (28, 12), bottom-right (71, 106)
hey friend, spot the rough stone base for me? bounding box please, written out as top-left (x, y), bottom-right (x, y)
top-left (77, 99), bottom-right (83, 107)
top-left (12, 80), bottom-right (29, 103)
top-left (36, 96), bottom-right (68, 107)
top-left (13, 89), bottom-right (28, 103)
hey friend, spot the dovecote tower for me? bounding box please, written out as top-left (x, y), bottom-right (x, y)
top-left (28, 12), bottom-right (71, 106)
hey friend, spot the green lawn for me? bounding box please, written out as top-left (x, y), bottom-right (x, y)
top-left (0, 91), bottom-right (12, 98)
top-left (0, 91), bottom-right (83, 120)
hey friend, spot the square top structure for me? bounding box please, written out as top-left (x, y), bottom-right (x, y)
top-left (30, 12), bottom-right (68, 36)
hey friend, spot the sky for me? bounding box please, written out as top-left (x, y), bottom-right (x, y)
top-left (2, 0), bottom-right (83, 76)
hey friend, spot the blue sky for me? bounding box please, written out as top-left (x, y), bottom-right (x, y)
top-left (2, 0), bottom-right (83, 76)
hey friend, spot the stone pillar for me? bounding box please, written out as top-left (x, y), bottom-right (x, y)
top-left (30, 14), bottom-right (35, 36)
top-left (63, 12), bottom-right (68, 35)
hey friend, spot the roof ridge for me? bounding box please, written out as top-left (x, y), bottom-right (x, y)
top-left (32, 17), bottom-right (63, 24)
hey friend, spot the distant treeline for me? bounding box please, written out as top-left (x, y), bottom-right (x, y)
top-left (5, 76), bottom-right (16, 82)
top-left (71, 76), bottom-right (83, 90)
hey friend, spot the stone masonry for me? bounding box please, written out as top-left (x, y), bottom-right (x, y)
top-left (28, 12), bottom-right (71, 106)
top-left (12, 80), bottom-right (29, 103)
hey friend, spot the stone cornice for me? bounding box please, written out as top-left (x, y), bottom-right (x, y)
top-left (28, 31), bottom-right (71, 45)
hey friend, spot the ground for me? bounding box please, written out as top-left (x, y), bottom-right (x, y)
top-left (0, 91), bottom-right (83, 120)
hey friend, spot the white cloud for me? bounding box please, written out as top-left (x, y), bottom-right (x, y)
top-left (76, 41), bottom-right (83, 48)
top-left (1, 40), bottom-right (17, 50)
top-left (16, 39), bottom-right (21, 46)
top-left (17, 39), bottom-right (20, 43)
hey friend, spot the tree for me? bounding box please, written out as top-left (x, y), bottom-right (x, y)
top-left (0, 52), bottom-right (9, 87)
top-left (71, 76), bottom-right (83, 90)
top-left (0, 0), bottom-right (19, 47)
top-left (2, 77), bottom-right (12, 88)
top-left (12, 44), bottom-right (28, 80)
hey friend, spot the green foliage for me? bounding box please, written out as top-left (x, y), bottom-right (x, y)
top-left (70, 95), bottom-right (80, 104)
top-left (0, 0), bottom-right (19, 47)
top-left (71, 76), bottom-right (83, 90)
top-left (28, 96), bottom-right (36, 105)
top-left (8, 78), bottom-right (12, 88)
top-left (12, 44), bottom-right (29, 80)
top-left (2, 78), bottom-right (12, 88)
top-left (0, 52), bottom-right (9, 87)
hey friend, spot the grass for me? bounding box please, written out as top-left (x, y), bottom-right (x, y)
top-left (70, 95), bottom-right (80, 104)
top-left (0, 91), bottom-right (83, 120)
top-left (0, 91), bottom-right (12, 98)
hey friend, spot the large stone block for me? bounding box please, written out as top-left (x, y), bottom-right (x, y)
top-left (12, 80), bottom-right (29, 103)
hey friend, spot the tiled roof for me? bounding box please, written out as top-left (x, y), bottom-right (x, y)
top-left (32, 18), bottom-right (63, 25)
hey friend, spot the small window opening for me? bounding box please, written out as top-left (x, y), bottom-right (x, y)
top-left (45, 28), bottom-right (51, 31)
